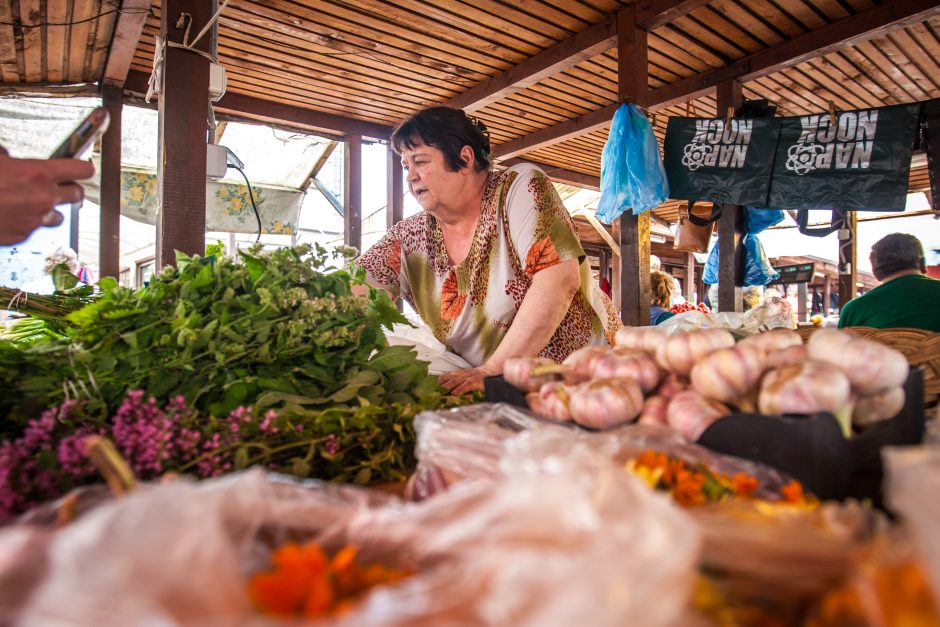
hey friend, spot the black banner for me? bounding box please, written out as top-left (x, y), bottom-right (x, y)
top-left (663, 116), bottom-right (779, 206)
top-left (768, 104), bottom-right (920, 212)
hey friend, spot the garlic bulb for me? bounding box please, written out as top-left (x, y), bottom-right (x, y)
top-left (765, 344), bottom-right (809, 370)
top-left (808, 329), bottom-right (908, 395)
top-left (666, 391), bottom-right (730, 441)
top-left (758, 360), bottom-right (852, 436)
top-left (853, 387), bottom-right (905, 429)
top-left (561, 345), bottom-right (612, 384)
top-left (590, 348), bottom-right (662, 393)
top-left (568, 379), bottom-right (644, 429)
top-left (739, 328), bottom-right (803, 355)
top-left (614, 326), bottom-right (667, 354)
top-left (638, 395), bottom-right (670, 426)
top-left (690, 344), bottom-right (766, 408)
top-left (504, 356), bottom-right (561, 392)
top-left (536, 381), bottom-right (574, 422)
top-left (655, 373), bottom-right (689, 400)
top-left (655, 329), bottom-right (736, 376)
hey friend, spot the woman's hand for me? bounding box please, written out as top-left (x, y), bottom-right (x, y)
top-left (438, 363), bottom-right (500, 395)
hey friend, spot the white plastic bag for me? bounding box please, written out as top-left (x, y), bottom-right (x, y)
top-left (7, 456), bottom-right (701, 627)
top-left (386, 321), bottom-right (471, 374)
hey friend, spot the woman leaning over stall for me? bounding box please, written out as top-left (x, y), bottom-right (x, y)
top-left (356, 106), bottom-right (619, 394)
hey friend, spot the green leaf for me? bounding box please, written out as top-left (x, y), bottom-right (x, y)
top-left (353, 467), bottom-right (372, 485)
top-left (234, 446), bottom-right (250, 470)
top-left (368, 345), bottom-right (420, 372)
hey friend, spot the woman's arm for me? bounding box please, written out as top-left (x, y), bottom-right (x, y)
top-left (439, 258), bottom-right (580, 394)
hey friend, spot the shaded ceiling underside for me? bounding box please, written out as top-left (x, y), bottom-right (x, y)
top-left (2, 0), bottom-right (937, 230)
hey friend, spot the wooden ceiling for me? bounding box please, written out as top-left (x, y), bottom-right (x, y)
top-left (0, 0), bottom-right (937, 230)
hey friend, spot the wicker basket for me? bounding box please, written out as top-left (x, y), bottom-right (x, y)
top-left (797, 326), bottom-right (940, 409)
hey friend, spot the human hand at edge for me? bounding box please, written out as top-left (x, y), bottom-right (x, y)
top-left (0, 147), bottom-right (95, 245)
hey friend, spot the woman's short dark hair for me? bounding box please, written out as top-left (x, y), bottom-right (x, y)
top-left (870, 233), bottom-right (924, 280)
top-left (391, 106), bottom-right (491, 173)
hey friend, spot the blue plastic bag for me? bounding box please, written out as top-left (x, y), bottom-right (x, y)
top-left (596, 103), bottom-right (669, 223)
top-left (702, 234), bottom-right (779, 287)
top-left (745, 207), bottom-right (784, 234)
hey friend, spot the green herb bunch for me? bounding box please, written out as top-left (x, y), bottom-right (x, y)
top-left (1, 244), bottom-right (453, 484)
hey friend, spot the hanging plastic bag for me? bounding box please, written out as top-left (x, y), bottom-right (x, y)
top-left (596, 103), bottom-right (669, 223)
top-left (745, 207), bottom-right (784, 234)
top-left (703, 240), bottom-right (719, 285)
top-left (744, 233), bottom-right (779, 285)
top-left (702, 235), bottom-right (778, 287)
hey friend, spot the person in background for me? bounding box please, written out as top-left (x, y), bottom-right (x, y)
top-left (650, 254), bottom-right (685, 306)
top-left (0, 146), bottom-right (94, 245)
top-left (21, 246), bottom-right (81, 294)
top-left (742, 285), bottom-right (763, 312)
top-left (649, 271), bottom-right (676, 325)
top-left (355, 106), bottom-right (620, 394)
top-left (838, 233), bottom-right (940, 332)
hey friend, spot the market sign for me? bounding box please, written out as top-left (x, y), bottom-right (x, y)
top-left (768, 104), bottom-right (920, 212)
top-left (662, 116), bottom-right (779, 207)
top-left (663, 103), bottom-right (922, 212)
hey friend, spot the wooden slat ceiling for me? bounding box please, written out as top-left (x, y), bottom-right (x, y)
top-left (1, 0), bottom-right (937, 232)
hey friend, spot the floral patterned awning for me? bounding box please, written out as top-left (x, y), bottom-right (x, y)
top-left (83, 166), bottom-right (304, 235)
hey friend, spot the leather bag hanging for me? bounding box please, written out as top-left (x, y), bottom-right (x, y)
top-left (674, 201), bottom-right (722, 253)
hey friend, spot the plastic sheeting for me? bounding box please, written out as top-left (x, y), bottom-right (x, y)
top-left (2, 449), bottom-right (701, 626)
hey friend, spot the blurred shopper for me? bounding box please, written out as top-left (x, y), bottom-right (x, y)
top-left (838, 233), bottom-right (940, 331)
top-left (650, 271), bottom-right (676, 325)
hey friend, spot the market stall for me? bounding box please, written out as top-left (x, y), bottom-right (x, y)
top-left (1, 0), bottom-right (939, 625)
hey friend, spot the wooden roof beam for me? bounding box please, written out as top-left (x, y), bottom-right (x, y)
top-left (492, 0), bottom-right (940, 160)
top-left (498, 157), bottom-right (600, 190)
top-left (444, 0), bottom-right (711, 114)
top-left (443, 16), bottom-right (616, 113)
top-left (492, 103), bottom-right (618, 161)
top-left (102, 0), bottom-right (151, 88)
top-left (634, 0), bottom-right (713, 31)
top-left (650, 0), bottom-right (940, 109)
top-left (124, 69), bottom-right (392, 140)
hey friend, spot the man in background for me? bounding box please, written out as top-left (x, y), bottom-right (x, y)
top-left (838, 233), bottom-right (940, 332)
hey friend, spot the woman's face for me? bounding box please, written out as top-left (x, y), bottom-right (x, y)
top-left (400, 141), bottom-right (471, 214)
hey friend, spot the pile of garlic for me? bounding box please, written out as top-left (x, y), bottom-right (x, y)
top-left (504, 327), bottom-right (909, 439)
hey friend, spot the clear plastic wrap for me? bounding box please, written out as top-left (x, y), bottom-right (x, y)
top-left (410, 403), bottom-right (796, 502)
top-left (884, 445), bottom-right (940, 607)
top-left (657, 297), bottom-right (795, 337)
top-left (4, 449), bottom-right (701, 627)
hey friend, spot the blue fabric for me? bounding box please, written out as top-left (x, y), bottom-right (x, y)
top-left (596, 103), bottom-right (669, 223)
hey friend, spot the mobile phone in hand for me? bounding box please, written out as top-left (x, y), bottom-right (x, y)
top-left (49, 107), bottom-right (110, 159)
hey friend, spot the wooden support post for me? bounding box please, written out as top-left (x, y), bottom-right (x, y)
top-left (685, 252), bottom-right (696, 302)
top-left (838, 211), bottom-right (858, 310)
top-left (156, 0), bottom-right (211, 268)
top-left (615, 6), bottom-right (651, 327)
top-left (386, 144), bottom-right (403, 230)
top-left (716, 80), bottom-right (745, 313)
top-left (99, 83), bottom-right (122, 279)
top-left (823, 278), bottom-right (832, 316)
top-left (344, 134), bottom-right (362, 252)
top-left (797, 282), bottom-right (808, 322)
